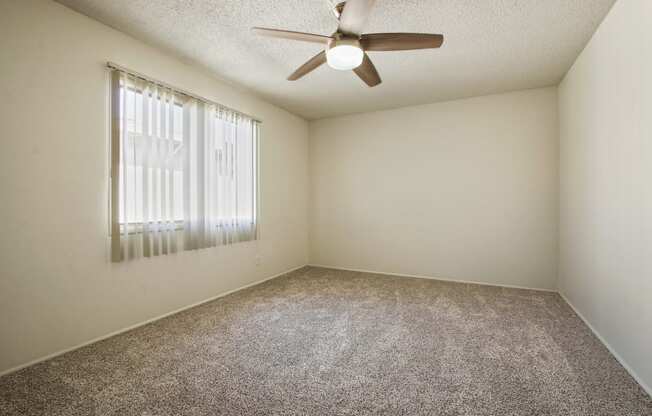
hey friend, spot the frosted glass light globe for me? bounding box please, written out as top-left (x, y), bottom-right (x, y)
top-left (326, 44), bottom-right (364, 70)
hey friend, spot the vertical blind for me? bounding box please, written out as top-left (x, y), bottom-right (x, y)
top-left (110, 68), bottom-right (259, 262)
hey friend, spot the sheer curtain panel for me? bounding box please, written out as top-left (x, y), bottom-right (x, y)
top-left (110, 69), bottom-right (259, 262)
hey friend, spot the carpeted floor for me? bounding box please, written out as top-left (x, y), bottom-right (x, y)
top-left (1, 267), bottom-right (651, 415)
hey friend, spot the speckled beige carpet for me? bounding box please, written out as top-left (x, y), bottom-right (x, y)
top-left (1, 266), bottom-right (651, 415)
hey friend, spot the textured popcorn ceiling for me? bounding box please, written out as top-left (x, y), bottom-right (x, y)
top-left (55, 0), bottom-right (616, 120)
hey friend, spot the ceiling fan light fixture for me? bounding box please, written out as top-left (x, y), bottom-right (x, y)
top-left (252, 0), bottom-right (444, 87)
top-left (326, 39), bottom-right (363, 70)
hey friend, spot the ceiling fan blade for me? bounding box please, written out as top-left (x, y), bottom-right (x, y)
top-left (252, 27), bottom-right (331, 44)
top-left (288, 51), bottom-right (327, 81)
top-left (337, 0), bottom-right (376, 36)
top-left (360, 33), bottom-right (444, 51)
top-left (353, 53), bottom-right (381, 87)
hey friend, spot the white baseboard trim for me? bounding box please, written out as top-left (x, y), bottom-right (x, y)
top-left (0, 264), bottom-right (307, 378)
top-left (559, 291), bottom-right (652, 398)
top-left (307, 264), bottom-right (557, 292)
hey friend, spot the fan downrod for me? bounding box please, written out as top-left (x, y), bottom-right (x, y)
top-left (333, 2), bottom-right (346, 20)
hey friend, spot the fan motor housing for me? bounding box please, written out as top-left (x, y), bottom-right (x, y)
top-left (328, 35), bottom-right (361, 51)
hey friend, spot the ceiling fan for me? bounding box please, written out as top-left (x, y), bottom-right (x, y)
top-left (252, 0), bottom-right (444, 87)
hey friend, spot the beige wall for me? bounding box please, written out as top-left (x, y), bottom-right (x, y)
top-left (0, 0), bottom-right (309, 374)
top-left (309, 88), bottom-right (559, 290)
top-left (558, 0), bottom-right (652, 393)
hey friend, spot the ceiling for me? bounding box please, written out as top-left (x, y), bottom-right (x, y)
top-left (56, 0), bottom-right (616, 120)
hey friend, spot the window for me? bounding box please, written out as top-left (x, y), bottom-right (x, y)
top-left (110, 68), bottom-right (259, 262)
top-left (119, 86), bottom-right (184, 224)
